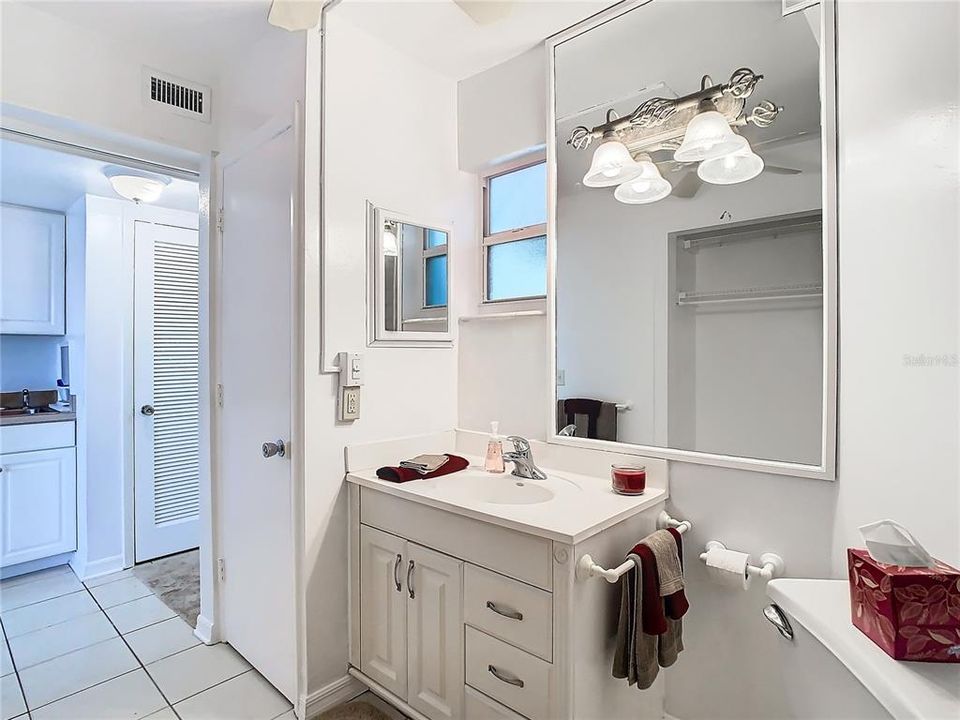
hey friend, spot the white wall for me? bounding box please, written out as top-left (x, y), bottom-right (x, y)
top-left (456, 2), bottom-right (960, 718)
top-left (0, 2), bottom-right (213, 164)
top-left (303, 11), bottom-right (475, 695)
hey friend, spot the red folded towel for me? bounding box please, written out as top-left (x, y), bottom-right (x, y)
top-left (633, 544), bottom-right (669, 635)
top-left (376, 454), bottom-right (469, 483)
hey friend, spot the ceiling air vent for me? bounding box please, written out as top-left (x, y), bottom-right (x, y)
top-left (142, 67), bottom-right (211, 123)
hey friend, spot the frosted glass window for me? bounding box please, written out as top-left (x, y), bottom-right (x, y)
top-left (425, 229), bottom-right (447, 249)
top-left (424, 255), bottom-right (447, 307)
top-left (487, 236), bottom-right (547, 301)
top-left (488, 163), bottom-right (547, 234)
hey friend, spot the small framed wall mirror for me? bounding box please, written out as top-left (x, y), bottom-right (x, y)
top-left (547, 0), bottom-right (838, 479)
top-left (368, 205), bottom-right (452, 346)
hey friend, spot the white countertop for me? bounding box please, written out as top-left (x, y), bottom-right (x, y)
top-left (346, 456), bottom-right (667, 544)
top-left (767, 579), bottom-right (960, 720)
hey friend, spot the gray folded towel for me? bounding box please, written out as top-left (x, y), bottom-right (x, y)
top-left (612, 552), bottom-right (659, 689)
top-left (642, 529), bottom-right (684, 597)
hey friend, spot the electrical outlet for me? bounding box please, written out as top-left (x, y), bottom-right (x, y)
top-left (557, 369), bottom-right (566, 386)
top-left (340, 386), bottom-right (360, 421)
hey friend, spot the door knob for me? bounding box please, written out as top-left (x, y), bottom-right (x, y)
top-left (140, 404), bottom-right (155, 416)
top-left (262, 439), bottom-right (286, 458)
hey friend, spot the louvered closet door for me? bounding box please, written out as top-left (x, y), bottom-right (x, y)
top-left (134, 221), bottom-right (200, 562)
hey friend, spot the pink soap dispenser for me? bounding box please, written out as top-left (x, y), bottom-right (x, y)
top-left (484, 421), bottom-right (505, 473)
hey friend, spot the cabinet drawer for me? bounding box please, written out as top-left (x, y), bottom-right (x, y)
top-left (464, 686), bottom-right (527, 720)
top-left (464, 564), bottom-right (553, 661)
top-left (0, 422), bottom-right (75, 454)
top-left (465, 627), bottom-right (551, 720)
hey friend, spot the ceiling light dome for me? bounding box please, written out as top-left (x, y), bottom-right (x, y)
top-left (582, 132), bottom-right (644, 187)
top-left (697, 145), bottom-right (765, 185)
top-left (674, 100), bottom-right (746, 163)
top-left (614, 154), bottom-right (672, 204)
top-left (103, 166), bottom-right (171, 204)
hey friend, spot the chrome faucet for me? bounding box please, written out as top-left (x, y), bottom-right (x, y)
top-left (503, 436), bottom-right (547, 480)
top-left (558, 423), bottom-right (577, 437)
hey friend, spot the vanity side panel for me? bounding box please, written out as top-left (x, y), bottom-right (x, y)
top-left (570, 504), bottom-right (666, 719)
top-left (360, 488), bottom-right (554, 591)
top-left (349, 483), bottom-right (361, 666)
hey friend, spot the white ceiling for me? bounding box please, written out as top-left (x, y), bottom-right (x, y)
top-left (27, 0), bottom-right (277, 80)
top-left (333, 0), bottom-right (619, 80)
top-left (0, 138), bottom-right (199, 213)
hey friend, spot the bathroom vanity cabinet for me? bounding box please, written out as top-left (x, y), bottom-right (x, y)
top-left (347, 454), bottom-right (670, 720)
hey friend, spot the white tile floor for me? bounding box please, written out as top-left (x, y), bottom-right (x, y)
top-left (1, 564), bottom-right (291, 720)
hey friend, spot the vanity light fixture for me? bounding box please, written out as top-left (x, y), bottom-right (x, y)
top-left (697, 144), bottom-right (765, 185)
top-left (613, 154), bottom-right (672, 204)
top-left (582, 127), bottom-right (644, 187)
top-left (103, 166), bottom-right (171, 204)
top-left (568, 68), bottom-right (781, 205)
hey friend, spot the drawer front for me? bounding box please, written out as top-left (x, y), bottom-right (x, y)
top-left (465, 627), bottom-right (551, 720)
top-left (0, 422), bottom-right (75, 454)
top-left (464, 686), bottom-right (527, 720)
top-left (360, 488), bottom-right (553, 590)
top-left (464, 564), bottom-right (553, 661)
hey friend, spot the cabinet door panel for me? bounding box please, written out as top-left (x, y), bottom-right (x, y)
top-left (0, 205), bottom-right (66, 334)
top-left (359, 525), bottom-right (407, 698)
top-left (1, 448), bottom-right (77, 567)
top-left (408, 543), bottom-right (463, 720)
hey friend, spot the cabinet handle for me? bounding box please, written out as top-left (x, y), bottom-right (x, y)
top-left (407, 560), bottom-right (415, 599)
top-left (488, 665), bottom-right (524, 688)
top-left (393, 554), bottom-right (402, 592)
top-left (486, 601), bottom-right (523, 621)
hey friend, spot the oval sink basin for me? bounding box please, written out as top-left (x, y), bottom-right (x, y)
top-left (446, 476), bottom-right (555, 505)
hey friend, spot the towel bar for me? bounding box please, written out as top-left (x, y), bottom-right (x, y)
top-left (576, 511), bottom-right (691, 583)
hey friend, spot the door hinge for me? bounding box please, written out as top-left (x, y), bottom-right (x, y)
top-left (217, 207), bottom-right (224, 235)
top-left (216, 384), bottom-right (224, 408)
top-left (217, 557), bottom-right (226, 583)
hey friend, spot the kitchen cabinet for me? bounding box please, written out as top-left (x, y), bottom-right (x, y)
top-left (0, 446), bottom-right (77, 567)
top-left (0, 204), bottom-right (66, 335)
top-left (359, 525), bottom-right (463, 720)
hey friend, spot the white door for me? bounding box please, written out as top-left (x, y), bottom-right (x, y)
top-left (219, 120), bottom-right (300, 704)
top-left (360, 525), bottom-right (408, 699)
top-left (134, 222), bottom-right (201, 562)
top-left (407, 543), bottom-right (463, 720)
top-left (0, 204), bottom-right (66, 335)
top-left (0, 448), bottom-right (77, 567)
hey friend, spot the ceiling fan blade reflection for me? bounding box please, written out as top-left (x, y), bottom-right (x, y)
top-left (672, 172), bottom-right (702, 199)
top-left (764, 165), bottom-right (803, 175)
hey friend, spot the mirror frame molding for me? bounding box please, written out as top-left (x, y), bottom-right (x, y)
top-left (544, 0), bottom-right (839, 480)
top-left (366, 202), bottom-right (454, 347)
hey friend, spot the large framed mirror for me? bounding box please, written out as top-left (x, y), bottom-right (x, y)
top-left (547, 0), bottom-right (837, 478)
top-left (367, 204), bottom-right (452, 346)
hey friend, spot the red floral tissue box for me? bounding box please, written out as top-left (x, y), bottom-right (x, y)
top-left (848, 548), bottom-right (960, 662)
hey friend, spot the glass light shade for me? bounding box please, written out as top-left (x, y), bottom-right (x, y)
top-left (613, 155), bottom-right (672, 204)
top-left (674, 110), bottom-right (747, 163)
top-left (582, 137), bottom-right (644, 187)
top-left (383, 228), bottom-right (399, 256)
top-left (107, 174), bottom-right (169, 203)
top-left (697, 146), bottom-right (765, 185)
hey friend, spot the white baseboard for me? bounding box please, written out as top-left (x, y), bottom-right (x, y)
top-left (70, 553), bottom-right (125, 582)
top-left (304, 674), bottom-right (365, 719)
top-left (194, 613), bottom-right (216, 644)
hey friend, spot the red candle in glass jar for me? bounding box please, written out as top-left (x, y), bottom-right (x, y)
top-left (611, 464), bottom-right (646, 495)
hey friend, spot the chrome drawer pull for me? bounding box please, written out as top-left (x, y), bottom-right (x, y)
top-left (407, 560), bottom-right (416, 599)
top-left (486, 601), bottom-right (523, 621)
top-left (488, 664), bottom-right (524, 688)
top-left (393, 554), bottom-right (402, 592)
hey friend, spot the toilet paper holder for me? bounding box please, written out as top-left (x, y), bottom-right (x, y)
top-left (699, 540), bottom-right (785, 581)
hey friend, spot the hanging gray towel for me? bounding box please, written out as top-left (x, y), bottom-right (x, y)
top-left (557, 398), bottom-right (618, 441)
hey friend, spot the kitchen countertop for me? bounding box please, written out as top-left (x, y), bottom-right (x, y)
top-left (0, 406), bottom-right (76, 426)
top-left (346, 456), bottom-right (667, 544)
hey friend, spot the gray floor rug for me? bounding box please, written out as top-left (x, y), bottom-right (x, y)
top-left (132, 549), bottom-right (201, 628)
